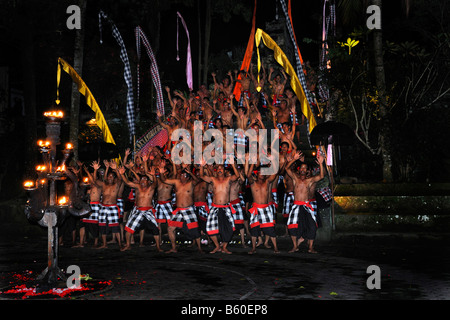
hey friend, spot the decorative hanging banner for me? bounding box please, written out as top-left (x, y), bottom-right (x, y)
top-left (287, 0), bottom-right (304, 70)
top-left (134, 124), bottom-right (169, 157)
top-left (56, 57), bottom-right (116, 146)
top-left (98, 10), bottom-right (135, 143)
top-left (255, 28), bottom-right (317, 133)
top-left (233, 0), bottom-right (257, 101)
top-left (279, 0), bottom-right (315, 106)
top-left (176, 12), bottom-right (193, 92)
top-left (327, 142), bottom-right (333, 166)
top-left (318, 0), bottom-right (335, 102)
top-left (135, 26), bottom-right (165, 116)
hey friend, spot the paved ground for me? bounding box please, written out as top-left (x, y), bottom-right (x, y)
top-left (1, 230), bottom-right (449, 304)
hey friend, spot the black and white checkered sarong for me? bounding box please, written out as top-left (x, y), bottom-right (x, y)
top-left (82, 201), bottom-right (101, 224)
top-left (125, 206), bottom-right (158, 234)
top-left (287, 201), bottom-right (316, 228)
top-left (206, 204), bottom-right (235, 242)
top-left (283, 192), bottom-right (294, 218)
top-left (155, 201), bottom-right (173, 223)
top-left (168, 206), bottom-right (199, 230)
top-left (248, 203), bottom-right (275, 229)
top-left (98, 204), bottom-right (120, 233)
top-left (230, 199), bottom-right (245, 225)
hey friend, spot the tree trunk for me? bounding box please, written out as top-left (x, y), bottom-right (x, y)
top-left (69, 0), bottom-right (87, 162)
top-left (372, 0), bottom-right (393, 182)
top-left (202, 0), bottom-right (211, 86)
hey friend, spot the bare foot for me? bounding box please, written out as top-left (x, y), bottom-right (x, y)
top-left (95, 244), bottom-right (108, 249)
top-left (288, 247), bottom-right (299, 253)
top-left (210, 247), bottom-right (222, 254)
top-left (120, 245), bottom-right (131, 252)
top-left (308, 249), bottom-right (318, 254)
top-left (166, 248), bottom-right (178, 254)
top-left (221, 247), bottom-right (232, 254)
top-left (248, 249), bottom-right (256, 255)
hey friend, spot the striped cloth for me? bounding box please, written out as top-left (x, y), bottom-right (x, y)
top-left (176, 12), bottom-right (193, 91)
top-left (279, 0), bottom-right (315, 106)
top-left (134, 124), bottom-right (169, 157)
top-left (135, 26), bottom-right (165, 116)
top-left (99, 10), bottom-right (135, 142)
top-left (318, 0), bottom-right (336, 102)
top-left (279, 0), bottom-right (314, 147)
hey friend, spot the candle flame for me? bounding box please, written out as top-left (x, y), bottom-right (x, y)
top-left (56, 164), bottom-right (66, 172)
top-left (66, 143), bottom-right (73, 150)
top-left (83, 177), bottom-right (89, 183)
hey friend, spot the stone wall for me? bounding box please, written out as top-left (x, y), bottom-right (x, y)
top-left (332, 183), bottom-right (450, 233)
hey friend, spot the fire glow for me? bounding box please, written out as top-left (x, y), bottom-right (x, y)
top-left (44, 111), bottom-right (64, 118)
top-left (37, 140), bottom-right (51, 148)
top-left (58, 196), bottom-right (68, 206)
top-left (36, 165), bottom-right (47, 172)
top-left (23, 181), bottom-right (35, 189)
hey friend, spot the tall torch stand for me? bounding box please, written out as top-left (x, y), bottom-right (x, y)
top-left (33, 111), bottom-right (72, 290)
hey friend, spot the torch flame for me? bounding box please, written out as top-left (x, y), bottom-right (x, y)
top-left (23, 180), bottom-right (35, 188)
top-left (44, 111), bottom-right (64, 118)
top-left (36, 165), bottom-right (47, 172)
top-left (58, 196), bottom-right (68, 206)
top-left (37, 140), bottom-right (51, 148)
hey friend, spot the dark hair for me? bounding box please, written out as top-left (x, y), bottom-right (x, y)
top-left (237, 106), bottom-right (247, 113)
top-left (298, 161), bottom-right (310, 170)
top-left (280, 141), bottom-right (289, 148)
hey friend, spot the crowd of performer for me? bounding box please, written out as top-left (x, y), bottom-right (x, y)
top-left (58, 66), bottom-right (332, 255)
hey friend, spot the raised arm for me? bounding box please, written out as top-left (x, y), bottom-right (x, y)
top-left (118, 166), bottom-right (139, 188)
top-left (284, 151), bottom-right (302, 180)
top-left (157, 110), bottom-right (171, 131)
top-left (158, 162), bottom-right (178, 185)
top-left (229, 162), bottom-right (243, 182)
top-left (199, 158), bottom-right (213, 183)
top-left (90, 160), bottom-right (104, 187)
top-left (311, 151), bottom-right (325, 182)
top-left (165, 86), bottom-right (176, 109)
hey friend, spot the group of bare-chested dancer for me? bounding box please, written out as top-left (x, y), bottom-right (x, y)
top-left (61, 66), bottom-right (329, 255)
